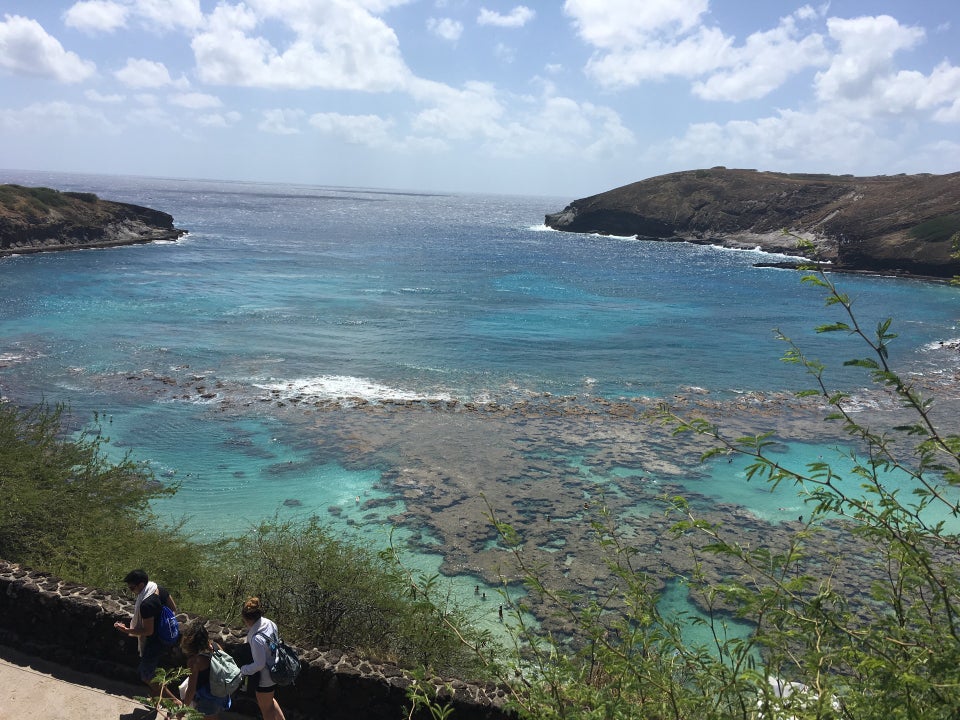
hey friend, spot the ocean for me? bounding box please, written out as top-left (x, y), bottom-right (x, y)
top-left (2, 170), bottom-right (959, 637)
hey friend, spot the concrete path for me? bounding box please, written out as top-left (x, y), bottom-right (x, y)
top-left (0, 645), bottom-right (151, 720)
top-left (0, 645), bottom-right (249, 720)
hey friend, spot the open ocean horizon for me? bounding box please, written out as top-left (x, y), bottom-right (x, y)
top-left (3, 169), bottom-right (960, 637)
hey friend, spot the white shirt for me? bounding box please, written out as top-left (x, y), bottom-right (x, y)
top-left (241, 616), bottom-right (280, 687)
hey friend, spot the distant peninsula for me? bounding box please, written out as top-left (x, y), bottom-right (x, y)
top-left (0, 184), bottom-right (185, 257)
top-left (546, 168), bottom-right (960, 278)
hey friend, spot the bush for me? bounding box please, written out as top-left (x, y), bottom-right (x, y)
top-left (0, 402), bottom-right (173, 578)
top-left (0, 401), bottom-right (488, 679)
top-left (220, 517), bottom-right (492, 676)
top-left (63, 191), bottom-right (99, 204)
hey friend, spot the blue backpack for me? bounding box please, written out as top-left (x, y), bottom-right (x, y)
top-left (157, 604), bottom-right (180, 646)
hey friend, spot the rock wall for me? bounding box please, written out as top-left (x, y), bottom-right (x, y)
top-left (0, 561), bottom-right (511, 720)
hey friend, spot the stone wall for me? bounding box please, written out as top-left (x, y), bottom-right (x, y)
top-left (0, 561), bottom-right (512, 720)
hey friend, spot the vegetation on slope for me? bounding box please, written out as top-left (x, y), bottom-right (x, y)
top-left (545, 168), bottom-right (960, 277)
top-left (0, 183), bottom-right (183, 254)
top-left (0, 402), bottom-right (488, 677)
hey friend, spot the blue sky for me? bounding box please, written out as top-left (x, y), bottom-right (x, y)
top-left (1, 1), bottom-right (958, 197)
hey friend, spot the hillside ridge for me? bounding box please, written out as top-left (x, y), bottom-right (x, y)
top-left (0, 184), bottom-right (185, 256)
top-left (545, 168), bottom-right (960, 278)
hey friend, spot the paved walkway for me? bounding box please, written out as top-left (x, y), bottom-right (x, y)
top-left (0, 645), bottom-right (249, 720)
top-left (0, 645), bottom-right (151, 720)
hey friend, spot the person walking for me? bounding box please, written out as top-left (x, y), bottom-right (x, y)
top-left (239, 597), bottom-right (286, 720)
top-left (179, 619), bottom-right (232, 719)
top-left (113, 569), bottom-right (178, 699)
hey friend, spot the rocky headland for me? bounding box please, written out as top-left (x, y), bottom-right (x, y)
top-left (546, 168), bottom-right (960, 278)
top-left (0, 184), bottom-right (185, 256)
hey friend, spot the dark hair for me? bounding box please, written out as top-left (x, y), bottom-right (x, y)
top-left (241, 596), bottom-right (264, 621)
top-left (180, 619), bottom-right (211, 656)
top-left (123, 569), bottom-right (149, 585)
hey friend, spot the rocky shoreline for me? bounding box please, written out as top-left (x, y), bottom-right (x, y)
top-left (546, 168), bottom-right (960, 279)
top-left (0, 184), bottom-right (185, 256)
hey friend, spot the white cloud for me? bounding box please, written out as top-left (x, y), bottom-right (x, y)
top-left (815, 15), bottom-right (925, 104)
top-left (494, 43), bottom-right (515, 63)
top-left (85, 89), bottom-right (124, 103)
top-left (132, 0), bottom-right (203, 31)
top-left (411, 80), bottom-right (505, 140)
top-left (115, 58), bottom-right (175, 88)
top-left (934, 98), bottom-right (960, 123)
top-left (491, 96), bottom-right (634, 159)
top-left (0, 100), bottom-right (117, 134)
top-left (65, 0), bottom-right (202, 33)
top-left (127, 105), bottom-right (183, 133)
top-left (575, 5), bottom-right (829, 99)
top-left (477, 6), bottom-right (535, 29)
top-left (563, 0), bottom-right (708, 47)
top-left (427, 17), bottom-right (463, 42)
top-left (198, 110), bottom-right (242, 127)
top-left (808, 16), bottom-right (960, 122)
top-left (0, 15), bottom-right (96, 83)
top-left (259, 108), bottom-right (304, 135)
top-left (665, 108), bottom-right (895, 173)
top-left (309, 112), bottom-right (395, 146)
top-left (584, 26), bottom-right (731, 85)
top-left (192, 1), bottom-right (412, 91)
top-left (63, 1), bottom-right (129, 34)
top-left (692, 15), bottom-right (829, 101)
top-left (408, 77), bottom-right (633, 161)
top-left (170, 92), bottom-right (222, 109)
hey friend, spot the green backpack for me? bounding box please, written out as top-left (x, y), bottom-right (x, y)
top-left (209, 648), bottom-right (242, 697)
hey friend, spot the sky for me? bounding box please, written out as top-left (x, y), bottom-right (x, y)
top-left (0, 1), bottom-right (958, 198)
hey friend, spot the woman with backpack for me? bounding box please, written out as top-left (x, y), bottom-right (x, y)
top-left (239, 597), bottom-right (287, 720)
top-left (179, 619), bottom-right (233, 719)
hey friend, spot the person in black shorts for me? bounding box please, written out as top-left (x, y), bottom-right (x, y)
top-left (239, 596), bottom-right (287, 720)
top-left (113, 569), bottom-right (178, 699)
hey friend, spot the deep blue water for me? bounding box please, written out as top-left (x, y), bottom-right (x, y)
top-left (4, 171), bottom-right (957, 404)
top-left (2, 170), bottom-right (958, 623)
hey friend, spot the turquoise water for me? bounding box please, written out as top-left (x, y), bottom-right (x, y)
top-left (657, 578), bottom-right (755, 652)
top-left (703, 442), bottom-right (960, 532)
top-left (2, 170), bottom-right (959, 632)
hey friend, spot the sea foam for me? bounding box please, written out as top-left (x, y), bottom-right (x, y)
top-left (254, 375), bottom-right (453, 403)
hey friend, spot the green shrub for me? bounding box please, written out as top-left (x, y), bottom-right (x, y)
top-left (909, 213), bottom-right (960, 243)
top-left (0, 401), bottom-right (488, 679)
top-left (218, 517), bottom-right (491, 675)
top-left (0, 402), bottom-right (174, 577)
top-left (63, 191), bottom-right (99, 204)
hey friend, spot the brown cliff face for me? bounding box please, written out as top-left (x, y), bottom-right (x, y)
top-left (0, 184), bottom-right (186, 256)
top-left (545, 168), bottom-right (960, 278)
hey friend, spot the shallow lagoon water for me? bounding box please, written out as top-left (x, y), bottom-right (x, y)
top-left (2, 170), bottom-right (959, 637)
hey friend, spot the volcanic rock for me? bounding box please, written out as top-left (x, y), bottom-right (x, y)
top-left (545, 168), bottom-right (960, 277)
top-left (0, 184), bottom-right (185, 256)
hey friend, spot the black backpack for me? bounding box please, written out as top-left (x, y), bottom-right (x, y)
top-left (256, 631), bottom-right (301, 686)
